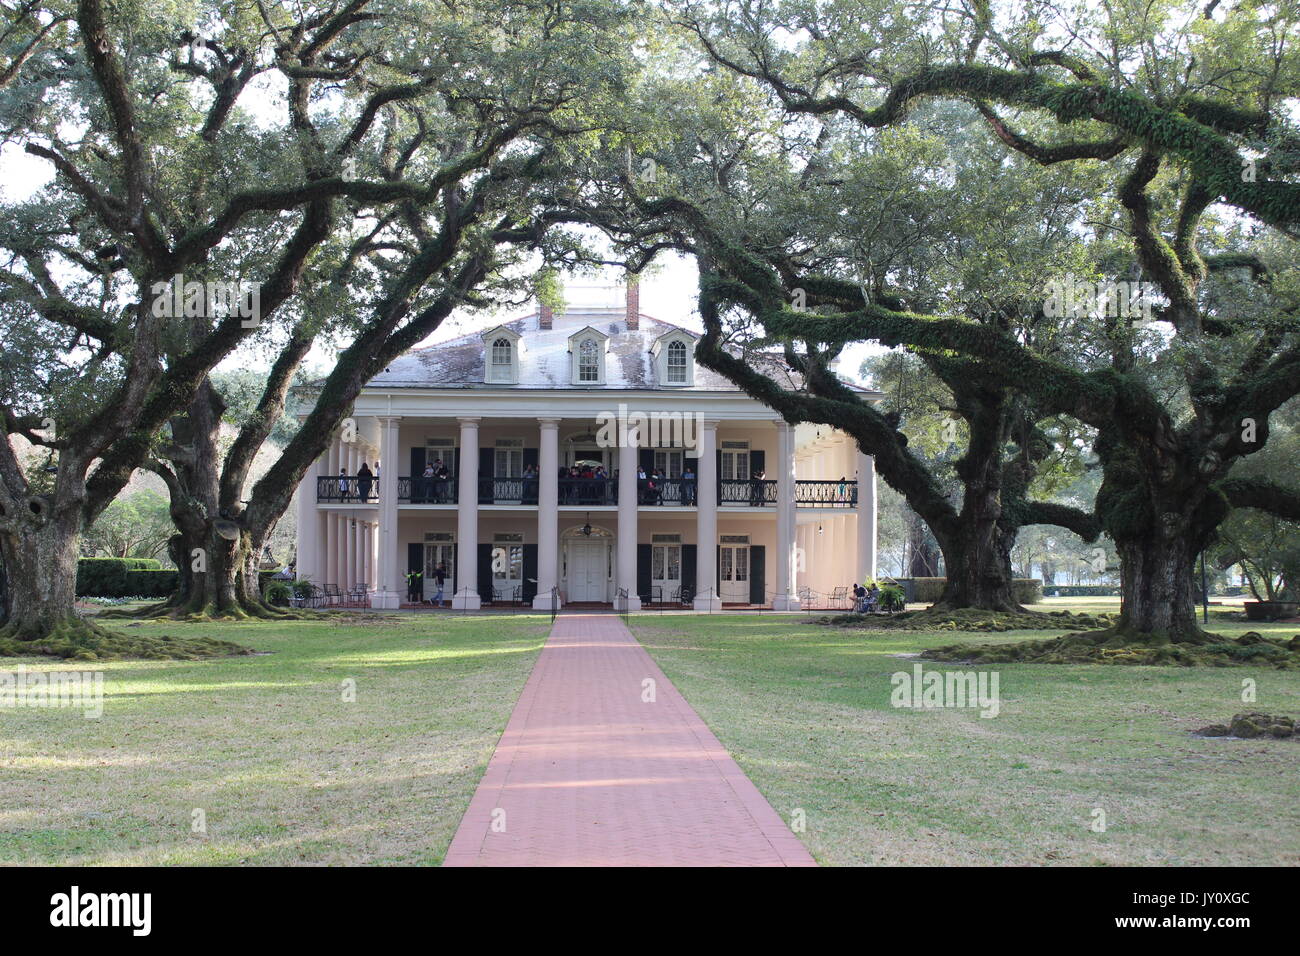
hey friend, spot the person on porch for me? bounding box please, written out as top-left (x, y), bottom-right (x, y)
top-left (750, 466), bottom-right (766, 506)
top-left (432, 563), bottom-right (447, 607)
top-left (406, 567), bottom-right (423, 603)
top-left (338, 468), bottom-right (351, 501)
top-left (356, 461), bottom-right (374, 502)
top-left (681, 463), bottom-right (696, 505)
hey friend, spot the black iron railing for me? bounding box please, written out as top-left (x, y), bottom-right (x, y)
top-left (559, 477), bottom-right (617, 505)
top-left (719, 478), bottom-right (777, 506)
top-left (403, 475), bottom-right (456, 503)
top-left (478, 477), bottom-right (537, 504)
top-left (794, 479), bottom-right (858, 507)
top-left (316, 476), bottom-right (379, 503)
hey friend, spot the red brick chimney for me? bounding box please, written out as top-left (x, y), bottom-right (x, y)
top-left (538, 301), bottom-right (553, 330)
top-left (625, 279), bottom-right (640, 331)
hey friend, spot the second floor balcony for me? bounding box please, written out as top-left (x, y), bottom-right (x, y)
top-left (318, 474), bottom-right (859, 508)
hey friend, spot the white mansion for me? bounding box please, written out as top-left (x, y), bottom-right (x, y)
top-left (293, 287), bottom-right (879, 610)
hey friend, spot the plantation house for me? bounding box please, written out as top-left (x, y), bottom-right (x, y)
top-left (294, 287), bottom-right (880, 610)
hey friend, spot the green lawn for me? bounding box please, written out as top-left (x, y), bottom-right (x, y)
top-left (0, 613), bottom-right (548, 865)
top-left (630, 608), bottom-right (1300, 866)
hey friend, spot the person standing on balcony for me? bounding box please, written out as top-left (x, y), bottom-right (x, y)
top-left (681, 463), bottom-right (696, 505)
top-left (338, 468), bottom-right (351, 501)
top-left (750, 466), bottom-right (767, 506)
top-left (433, 460), bottom-right (450, 502)
top-left (421, 461), bottom-right (436, 503)
top-left (522, 463), bottom-right (538, 504)
top-left (356, 461), bottom-right (374, 502)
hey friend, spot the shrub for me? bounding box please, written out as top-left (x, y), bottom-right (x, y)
top-left (123, 569), bottom-right (179, 597)
top-left (76, 557), bottom-right (165, 597)
top-left (263, 580), bottom-right (292, 606)
top-left (1041, 584), bottom-right (1121, 597)
top-left (899, 577), bottom-right (1043, 604)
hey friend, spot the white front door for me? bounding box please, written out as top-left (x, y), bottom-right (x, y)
top-left (568, 541), bottom-right (607, 602)
top-left (719, 542), bottom-right (749, 603)
top-left (651, 543), bottom-right (681, 602)
top-left (424, 542), bottom-right (454, 601)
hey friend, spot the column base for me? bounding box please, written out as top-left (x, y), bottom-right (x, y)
top-left (692, 594), bottom-right (722, 612)
top-left (369, 590), bottom-right (401, 610)
top-left (531, 593), bottom-right (561, 610)
top-left (452, 592), bottom-right (482, 610)
top-left (616, 594), bottom-right (642, 612)
top-left (772, 594), bottom-right (803, 611)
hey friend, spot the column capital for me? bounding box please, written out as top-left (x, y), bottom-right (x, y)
top-left (457, 416), bottom-right (482, 425)
top-left (538, 417), bottom-right (561, 429)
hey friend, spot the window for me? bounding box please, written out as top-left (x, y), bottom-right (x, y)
top-left (666, 340), bottom-right (688, 383)
top-left (481, 327), bottom-right (520, 383)
top-left (578, 338), bottom-right (600, 382)
top-left (491, 337), bottom-right (512, 368)
top-left (495, 437), bottom-right (523, 478)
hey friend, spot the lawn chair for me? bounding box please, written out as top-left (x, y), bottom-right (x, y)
top-left (828, 585), bottom-right (850, 610)
top-left (798, 586), bottom-right (819, 609)
top-left (348, 582), bottom-right (369, 607)
top-left (323, 583), bottom-right (342, 607)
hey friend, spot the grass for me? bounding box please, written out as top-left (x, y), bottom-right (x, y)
top-left (0, 613), bottom-right (548, 865)
top-left (629, 603), bottom-right (1300, 866)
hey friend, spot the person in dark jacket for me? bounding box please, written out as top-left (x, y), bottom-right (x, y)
top-left (356, 461), bottom-right (374, 502)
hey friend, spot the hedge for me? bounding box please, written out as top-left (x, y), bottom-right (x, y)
top-left (899, 577), bottom-right (1044, 605)
top-left (1042, 585), bottom-right (1120, 597)
top-left (76, 557), bottom-right (175, 598)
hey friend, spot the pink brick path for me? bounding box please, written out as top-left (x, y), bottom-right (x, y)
top-left (443, 612), bottom-right (816, 866)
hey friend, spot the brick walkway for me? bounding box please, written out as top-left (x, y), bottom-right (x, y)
top-left (443, 613), bottom-right (815, 866)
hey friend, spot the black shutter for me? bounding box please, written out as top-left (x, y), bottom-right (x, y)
top-left (477, 543), bottom-right (494, 602)
top-left (682, 545), bottom-right (697, 603)
top-left (407, 542), bottom-right (423, 602)
top-left (750, 449), bottom-right (765, 478)
top-left (717, 545), bottom-right (721, 595)
top-left (478, 447), bottom-right (494, 503)
top-left (638, 448), bottom-right (654, 473)
top-left (637, 543), bottom-right (652, 603)
top-left (749, 544), bottom-right (765, 605)
top-left (522, 544), bottom-right (538, 604)
top-left (411, 446), bottom-right (427, 503)
top-left (716, 449), bottom-right (723, 500)
top-left (523, 447), bottom-right (539, 470)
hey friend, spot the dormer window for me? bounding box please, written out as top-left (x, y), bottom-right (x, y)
top-left (652, 329), bottom-right (696, 386)
top-left (666, 340), bottom-right (688, 383)
top-left (567, 326), bottom-right (608, 385)
top-left (491, 337), bottom-right (513, 370)
top-left (481, 325), bottom-right (521, 384)
top-left (578, 338), bottom-right (600, 382)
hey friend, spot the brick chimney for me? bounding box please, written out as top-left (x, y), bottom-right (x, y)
top-left (538, 301), bottom-right (553, 330)
top-left (625, 279), bottom-right (640, 331)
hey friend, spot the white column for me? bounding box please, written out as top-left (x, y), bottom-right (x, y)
top-left (616, 422), bottom-right (641, 611)
top-left (694, 420), bottom-right (722, 610)
top-left (533, 418), bottom-right (562, 609)
top-left (772, 421), bottom-right (801, 610)
top-left (325, 514), bottom-right (338, 587)
top-left (370, 416), bottom-right (402, 608)
top-left (453, 417), bottom-right (481, 609)
top-left (294, 455), bottom-right (320, 582)
top-left (857, 450), bottom-right (878, 582)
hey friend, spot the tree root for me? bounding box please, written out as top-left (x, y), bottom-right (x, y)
top-left (0, 616), bottom-right (253, 661)
top-left (821, 607), bottom-right (1113, 632)
top-left (922, 626), bottom-right (1300, 668)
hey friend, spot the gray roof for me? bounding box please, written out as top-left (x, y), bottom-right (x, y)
top-left (363, 308), bottom-right (813, 392)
